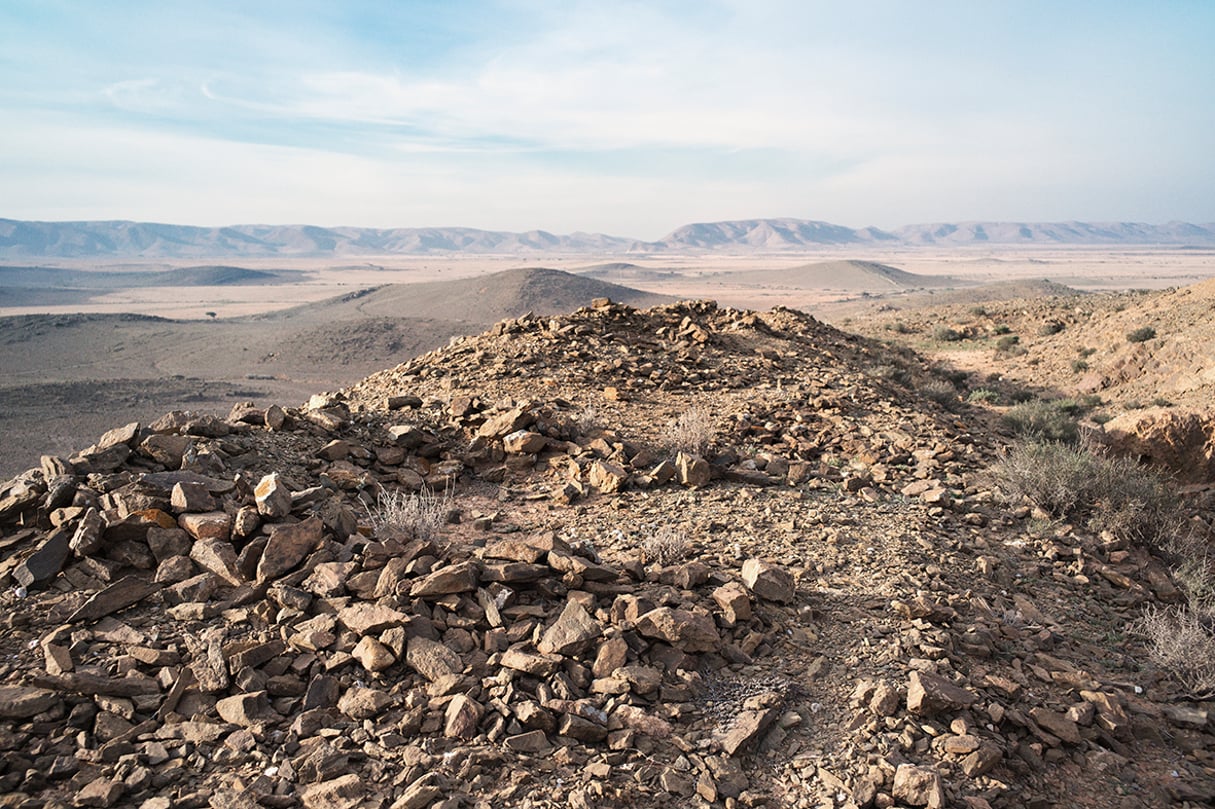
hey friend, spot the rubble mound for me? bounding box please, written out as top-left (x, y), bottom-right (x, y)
top-left (1, 299), bottom-right (1213, 809)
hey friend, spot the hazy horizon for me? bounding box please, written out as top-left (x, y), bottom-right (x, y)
top-left (2, 2), bottom-right (1213, 240)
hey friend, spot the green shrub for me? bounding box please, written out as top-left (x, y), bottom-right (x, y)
top-left (1071, 359), bottom-right (1089, 373)
top-left (967, 388), bottom-right (1000, 404)
top-left (1001, 400), bottom-right (1080, 443)
top-left (1039, 320), bottom-right (1065, 336)
top-left (990, 441), bottom-right (1178, 546)
top-left (1127, 326), bottom-right (1157, 343)
top-left (932, 325), bottom-right (964, 342)
top-left (992, 324), bottom-right (1012, 335)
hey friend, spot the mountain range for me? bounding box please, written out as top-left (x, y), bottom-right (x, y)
top-left (3, 216), bottom-right (1214, 258)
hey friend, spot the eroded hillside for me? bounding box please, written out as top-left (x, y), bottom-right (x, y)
top-left (0, 299), bottom-right (1212, 809)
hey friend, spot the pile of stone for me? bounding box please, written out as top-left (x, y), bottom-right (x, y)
top-left (0, 406), bottom-right (805, 808)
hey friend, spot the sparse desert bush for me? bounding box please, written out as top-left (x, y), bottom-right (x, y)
top-left (664, 406), bottom-right (715, 455)
top-left (1152, 397), bottom-right (1173, 408)
top-left (992, 324), bottom-right (1012, 335)
top-left (1079, 347), bottom-right (1098, 358)
top-left (1001, 400), bottom-right (1080, 443)
top-left (932, 325), bottom-right (964, 342)
top-left (1127, 326), bottom-right (1157, 343)
top-left (990, 440), bottom-right (1179, 546)
top-left (1071, 359), bottom-right (1090, 373)
top-left (969, 306), bottom-right (989, 317)
top-left (1131, 603), bottom-right (1215, 696)
top-left (885, 320), bottom-right (915, 335)
top-left (921, 380), bottom-right (959, 409)
top-left (641, 525), bottom-right (690, 566)
top-left (995, 334), bottom-right (1023, 354)
top-left (367, 486), bottom-right (451, 543)
top-left (574, 405), bottom-right (603, 437)
top-left (871, 365), bottom-right (912, 386)
top-left (967, 388), bottom-right (1000, 404)
top-left (1039, 320), bottom-right (1065, 336)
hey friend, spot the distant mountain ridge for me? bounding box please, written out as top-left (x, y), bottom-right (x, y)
top-left (3, 216), bottom-right (1214, 258)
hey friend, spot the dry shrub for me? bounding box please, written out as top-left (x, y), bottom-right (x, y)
top-left (990, 440), bottom-right (1178, 547)
top-left (367, 486), bottom-right (451, 543)
top-left (642, 525), bottom-right (690, 566)
top-left (664, 406), bottom-right (715, 455)
top-left (1132, 603), bottom-right (1215, 696)
top-left (1001, 400), bottom-right (1080, 443)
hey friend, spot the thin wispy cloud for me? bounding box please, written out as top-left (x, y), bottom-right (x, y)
top-left (0, 1), bottom-right (1211, 236)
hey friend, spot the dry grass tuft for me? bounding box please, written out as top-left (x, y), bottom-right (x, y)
top-left (367, 486), bottom-right (451, 543)
top-left (642, 525), bottom-right (690, 566)
top-left (664, 406), bottom-right (715, 455)
top-left (1132, 603), bottom-right (1215, 697)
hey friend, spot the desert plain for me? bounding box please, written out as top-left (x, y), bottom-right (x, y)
top-left (1, 246), bottom-right (1212, 478)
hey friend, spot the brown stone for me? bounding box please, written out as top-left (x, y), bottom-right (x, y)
top-left (406, 636), bottom-right (462, 682)
top-left (675, 452), bottom-right (711, 487)
top-left (740, 558), bottom-right (795, 603)
top-left (337, 686), bottom-right (392, 719)
top-left (588, 459), bottom-right (628, 493)
top-left (444, 693), bottom-right (483, 739)
top-left (409, 560), bottom-right (478, 597)
top-left (257, 516), bottom-right (324, 581)
top-left (299, 774), bottom-right (365, 809)
top-left (67, 575), bottom-right (160, 623)
top-left (352, 636), bottom-right (396, 672)
top-left (892, 764), bottom-right (945, 808)
top-left (1030, 706), bottom-right (1082, 745)
top-left (337, 603), bottom-right (409, 636)
top-left (255, 472), bottom-right (293, 518)
top-left (189, 538), bottom-right (243, 586)
top-left (907, 670), bottom-right (977, 716)
top-left (0, 685), bottom-right (59, 718)
top-left (179, 511), bottom-right (233, 542)
top-left (504, 729), bottom-right (550, 752)
top-left (171, 481), bottom-right (216, 513)
top-left (634, 607), bottom-right (720, 652)
top-left (503, 430), bottom-right (546, 454)
top-left (216, 691), bottom-right (279, 727)
top-left (537, 599), bottom-right (603, 656)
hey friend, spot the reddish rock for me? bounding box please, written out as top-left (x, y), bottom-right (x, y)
top-left (634, 607), bottom-right (720, 652)
top-left (444, 694), bottom-right (483, 739)
top-left (907, 670), bottom-right (978, 716)
top-left (892, 764), bottom-right (945, 808)
top-left (1103, 408), bottom-right (1215, 482)
top-left (740, 558), bottom-right (795, 603)
top-left (257, 516), bottom-right (324, 581)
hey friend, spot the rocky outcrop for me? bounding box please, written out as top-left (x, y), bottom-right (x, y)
top-left (1103, 408), bottom-right (1215, 482)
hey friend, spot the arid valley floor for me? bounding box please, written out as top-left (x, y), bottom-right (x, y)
top-left (1, 247), bottom-right (1215, 809)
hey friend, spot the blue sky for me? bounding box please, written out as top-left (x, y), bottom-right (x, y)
top-left (1, 1), bottom-right (1212, 239)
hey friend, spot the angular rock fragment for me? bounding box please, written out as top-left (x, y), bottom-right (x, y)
top-left (255, 472), bottom-right (293, 518)
top-left (634, 607), bottom-right (719, 652)
top-left (740, 558), bottom-right (795, 603)
top-left (537, 599), bottom-right (602, 656)
top-left (907, 670), bottom-right (977, 716)
top-left (257, 516), bottom-right (324, 581)
top-left (892, 764), bottom-right (946, 808)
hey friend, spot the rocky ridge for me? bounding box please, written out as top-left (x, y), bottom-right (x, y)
top-left (0, 299), bottom-right (1212, 808)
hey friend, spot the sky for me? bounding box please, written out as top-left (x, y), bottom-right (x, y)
top-left (1, 1), bottom-right (1212, 239)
